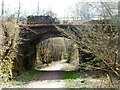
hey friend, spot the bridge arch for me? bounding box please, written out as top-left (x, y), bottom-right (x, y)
top-left (15, 25), bottom-right (75, 76)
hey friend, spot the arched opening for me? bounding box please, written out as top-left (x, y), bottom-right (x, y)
top-left (35, 37), bottom-right (79, 70)
top-left (15, 25), bottom-right (81, 76)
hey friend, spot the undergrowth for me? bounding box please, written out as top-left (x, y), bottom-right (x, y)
top-left (62, 71), bottom-right (91, 88)
top-left (62, 70), bottom-right (119, 88)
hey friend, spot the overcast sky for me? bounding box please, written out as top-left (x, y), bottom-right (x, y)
top-left (0, 0), bottom-right (119, 17)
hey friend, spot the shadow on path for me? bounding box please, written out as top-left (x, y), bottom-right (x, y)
top-left (30, 70), bottom-right (82, 81)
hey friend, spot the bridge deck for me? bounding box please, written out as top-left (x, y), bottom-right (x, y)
top-left (20, 24), bottom-right (113, 28)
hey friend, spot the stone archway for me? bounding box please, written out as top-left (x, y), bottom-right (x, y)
top-left (13, 24), bottom-right (95, 77)
top-left (15, 25), bottom-right (71, 76)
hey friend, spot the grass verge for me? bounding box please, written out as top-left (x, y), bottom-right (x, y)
top-left (62, 62), bottom-right (91, 88)
top-left (14, 69), bottom-right (40, 85)
top-left (62, 71), bottom-right (82, 79)
top-left (62, 70), bottom-right (119, 88)
top-left (62, 71), bottom-right (91, 88)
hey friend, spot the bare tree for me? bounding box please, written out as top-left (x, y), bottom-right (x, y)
top-left (17, 1), bottom-right (21, 23)
top-left (0, 15), bottom-right (19, 82)
top-left (118, 1), bottom-right (120, 65)
top-left (36, 1), bottom-right (40, 15)
top-left (56, 1), bottom-right (119, 77)
top-left (1, 0), bottom-right (4, 16)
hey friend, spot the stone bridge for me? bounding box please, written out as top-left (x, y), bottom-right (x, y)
top-left (16, 24), bottom-right (79, 75)
top-left (14, 23), bottom-right (113, 76)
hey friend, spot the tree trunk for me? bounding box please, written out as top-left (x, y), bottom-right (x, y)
top-left (78, 48), bottom-right (83, 65)
top-left (118, 1), bottom-right (120, 64)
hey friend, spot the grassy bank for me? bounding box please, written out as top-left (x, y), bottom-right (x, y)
top-left (62, 70), bottom-right (119, 88)
top-left (15, 70), bottom-right (40, 85)
top-left (62, 71), bottom-right (91, 88)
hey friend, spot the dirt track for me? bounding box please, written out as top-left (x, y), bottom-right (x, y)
top-left (23, 60), bottom-right (78, 88)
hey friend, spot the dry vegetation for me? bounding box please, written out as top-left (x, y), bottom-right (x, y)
top-left (55, 18), bottom-right (120, 87)
top-left (0, 16), bottom-right (19, 82)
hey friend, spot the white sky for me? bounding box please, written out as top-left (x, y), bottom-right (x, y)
top-left (0, 0), bottom-right (119, 17)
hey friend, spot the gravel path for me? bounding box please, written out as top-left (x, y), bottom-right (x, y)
top-left (23, 60), bottom-right (78, 88)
